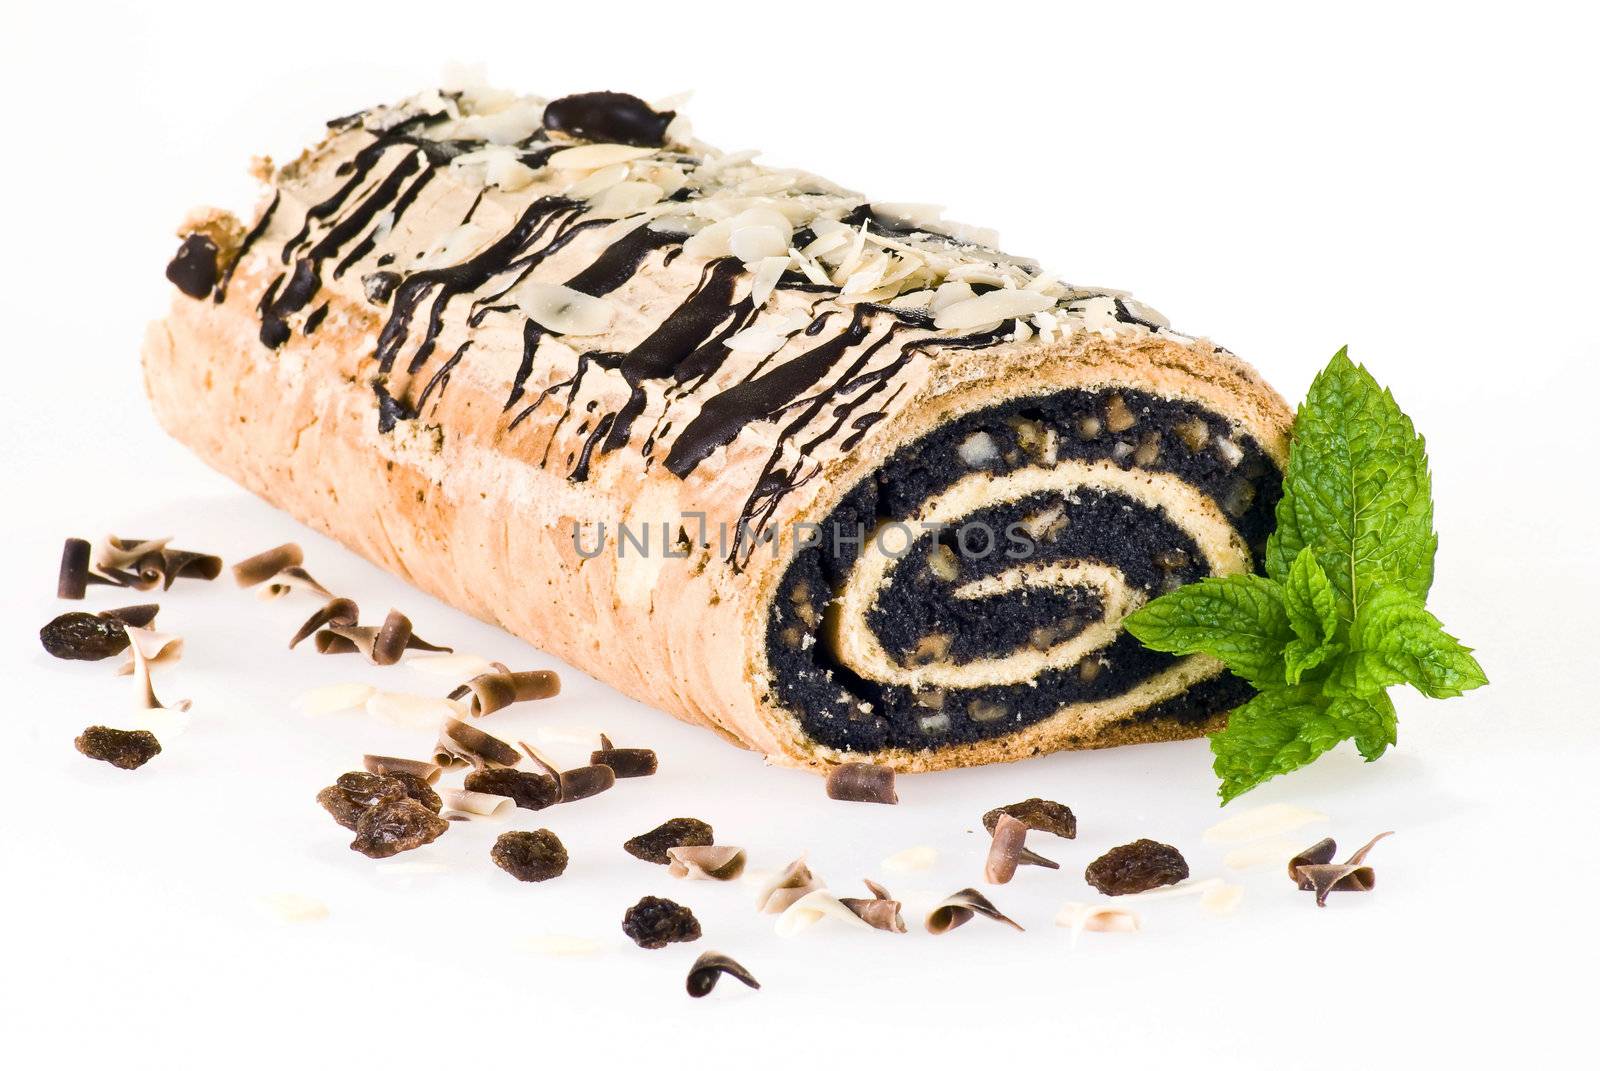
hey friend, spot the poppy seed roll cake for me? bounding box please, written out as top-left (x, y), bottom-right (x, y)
top-left (142, 84), bottom-right (1293, 772)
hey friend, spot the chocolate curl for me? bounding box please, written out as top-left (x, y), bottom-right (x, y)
top-left (437, 717), bottom-right (521, 768)
top-left (756, 857), bottom-right (823, 914)
top-left (262, 566), bottom-right (335, 600)
top-left (686, 952), bottom-right (760, 998)
top-left (518, 740), bottom-right (615, 802)
top-left (363, 755), bottom-right (442, 784)
top-left (984, 813), bottom-right (1029, 885)
top-left (232, 543), bottom-right (303, 587)
top-left (316, 609), bottom-right (451, 664)
top-left (291, 597), bottom-right (359, 649)
top-left (668, 845), bottom-right (747, 881)
top-left (122, 626), bottom-right (190, 713)
top-left (825, 762), bottom-right (898, 804)
top-left (58, 538), bottom-right (91, 599)
top-left (839, 879), bottom-right (907, 933)
top-left (448, 668), bottom-right (561, 717)
top-left (102, 604), bottom-right (160, 628)
top-left (590, 733), bottom-right (658, 778)
top-left (155, 548), bottom-right (223, 590)
top-left (926, 888), bottom-right (1024, 935)
top-left (1289, 832), bottom-right (1394, 907)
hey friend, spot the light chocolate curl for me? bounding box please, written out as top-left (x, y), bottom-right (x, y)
top-left (232, 543), bottom-right (303, 587)
top-left (121, 626), bottom-right (190, 713)
top-left (436, 717), bottom-right (522, 767)
top-left (316, 609), bottom-right (451, 664)
top-left (825, 762), bottom-right (898, 804)
top-left (756, 857), bottom-right (823, 914)
top-left (668, 845), bottom-right (747, 881)
top-left (260, 565), bottom-right (335, 600)
top-left (439, 789), bottom-right (516, 817)
top-left (686, 952), bottom-right (760, 998)
top-left (926, 888), bottom-right (1024, 935)
top-left (984, 813), bottom-right (1029, 885)
top-left (448, 668), bottom-right (561, 717)
top-left (775, 890), bottom-right (874, 936)
top-left (1289, 832), bottom-right (1394, 907)
top-left (839, 879), bottom-right (907, 933)
top-left (363, 755), bottom-right (443, 784)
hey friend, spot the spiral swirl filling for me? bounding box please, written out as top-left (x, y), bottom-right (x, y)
top-left (766, 386), bottom-right (1283, 752)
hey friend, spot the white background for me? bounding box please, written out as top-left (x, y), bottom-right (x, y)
top-left (4, 2), bottom-right (1596, 1067)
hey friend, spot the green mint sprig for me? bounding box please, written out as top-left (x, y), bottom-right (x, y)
top-left (1124, 348), bottom-right (1487, 802)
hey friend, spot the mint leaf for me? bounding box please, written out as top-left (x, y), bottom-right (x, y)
top-left (1265, 348), bottom-right (1437, 624)
top-left (1327, 586), bottom-right (1488, 699)
top-left (1122, 575), bottom-right (1290, 690)
top-left (1281, 547), bottom-right (1342, 684)
top-left (1327, 691), bottom-right (1397, 762)
top-left (1211, 686), bottom-right (1344, 803)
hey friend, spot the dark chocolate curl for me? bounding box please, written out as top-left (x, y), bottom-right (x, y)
top-left (438, 717), bottom-right (522, 768)
top-left (686, 952), bottom-right (760, 998)
top-left (590, 746), bottom-right (658, 778)
top-left (291, 597), bottom-right (359, 649)
top-left (825, 762), bottom-right (898, 804)
top-left (448, 668), bottom-right (561, 716)
top-left (166, 234), bottom-right (220, 298)
top-left (984, 813), bottom-right (1028, 885)
top-left (58, 538), bottom-right (91, 599)
top-left (559, 764), bottom-right (615, 802)
top-left (925, 888), bottom-right (1024, 935)
top-left (233, 543), bottom-right (304, 587)
top-left (102, 604), bottom-right (161, 628)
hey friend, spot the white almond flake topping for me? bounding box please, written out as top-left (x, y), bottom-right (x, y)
top-left (1055, 902), bottom-right (1140, 948)
top-left (1222, 837), bottom-right (1303, 870)
top-left (366, 691), bottom-right (466, 730)
top-left (514, 282), bottom-right (616, 335)
top-left (929, 280), bottom-right (977, 313)
top-left (934, 289), bottom-right (1053, 330)
top-left (1119, 877), bottom-right (1226, 902)
top-left (750, 255), bottom-right (792, 309)
top-left (725, 325), bottom-right (788, 356)
top-left (1202, 803), bottom-right (1329, 844)
top-left (682, 219), bottom-right (732, 259)
top-left (563, 163), bottom-right (630, 200)
top-left (591, 180), bottom-right (664, 218)
top-left (881, 846), bottom-right (938, 873)
top-left (729, 224), bottom-right (790, 265)
top-left (775, 889), bottom-right (874, 937)
top-left (957, 431), bottom-right (1001, 466)
top-left (403, 652), bottom-right (496, 679)
top-left (1201, 883), bottom-right (1245, 915)
top-left (519, 935), bottom-right (601, 956)
top-left (547, 143), bottom-right (656, 170)
top-left (259, 893), bottom-right (330, 923)
top-left (296, 681), bottom-right (377, 715)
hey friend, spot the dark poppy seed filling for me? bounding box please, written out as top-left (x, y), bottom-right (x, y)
top-left (766, 386), bottom-right (1283, 753)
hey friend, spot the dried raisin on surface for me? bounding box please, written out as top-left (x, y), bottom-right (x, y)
top-left (983, 798), bottom-right (1078, 840)
top-left (40, 612), bottom-right (130, 661)
top-left (317, 772), bottom-right (406, 830)
top-left (624, 818), bottom-right (714, 864)
top-left (388, 770), bottom-right (442, 814)
top-left (350, 798), bottom-right (449, 859)
top-left (1084, 839), bottom-right (1189, 896)
top-left (463, 767), bottom-right (560, 810)
top-left (622, 896), bottom-right (701, 949)
top-left (491, 830), bottom-right (568, 882)
top-left (75, 726), bottom-right (161, 770)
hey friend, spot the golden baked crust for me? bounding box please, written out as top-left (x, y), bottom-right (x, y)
top-left (143, 87), bottom-right (1293, 772)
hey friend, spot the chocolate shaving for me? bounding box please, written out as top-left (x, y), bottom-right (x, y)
top-left (315, 609), bottom-right (450, 664)
top-left (448, 668), bottom-right (561, 717)
top-left (440, 789), bottom-right (516, 817)
top-left (82, 537), bottom-right (219, 591)
top-left (558, 764), bottom-right (615, 802)
top-left (1290, 832), bottom-right (1394, 907)
top-left (756, 857), bottom-right (823, 914)
top-left (825, 762), bottom-right (898, 804)
top-left (155, 548), bottom-right (223, 590)
top-left (232, 543), bottom-right (303, 587)
top-left (589, 732), bottom-right (658, 778)
top-left (668, 845), bottom-right (747, 881)
top-left (517, 741), bottom-right (562, 779)
top-left (291, 597), bottom-right (359, 648)
top-left (686, 952), bottom-right (760, 998)
top-left (775, 890), bottom-right (874, 935)
top-left (121, 626), bottom-right (189, 712)
top-left (984, 813), bottom-right (1029, 885)
top-left (437, 717), bottom-right (521, 768)
top-left (103, 604), bottom-right (160, 628)
top-left (926, 888), bottom-right (1024, 935)
top-left (363, 755), bottom-right (442, 784)
top-left (839, 879), bottom-right (908, 933)
top-left (262, 565), bottom-right (335, 600)
top-left (58, 538), bottom-right (91, 599)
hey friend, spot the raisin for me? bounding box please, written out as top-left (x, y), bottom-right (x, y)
top-left (1084, 839), bottom-right (1189, 896)
top-left (622, 896), bottom-right (701, 949)
top-left (624, 818), bottom-right (714, 865)
top-left (463, 767), bottom-right (559, 810)
top-left (491, 830), bottom-right (568, 882)
top-left (350, 798), bottom-right (449, 859)
top-left (40, 612), bottom-right (130, 661)
top-left (74, 726), bottom-right (161, 770)
top-left (317, 772), bottom-right (407, 830)
top-left (982, 798), bottom-right (1077, 840)
top-left (388, 770), bottom-right (443, 815)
